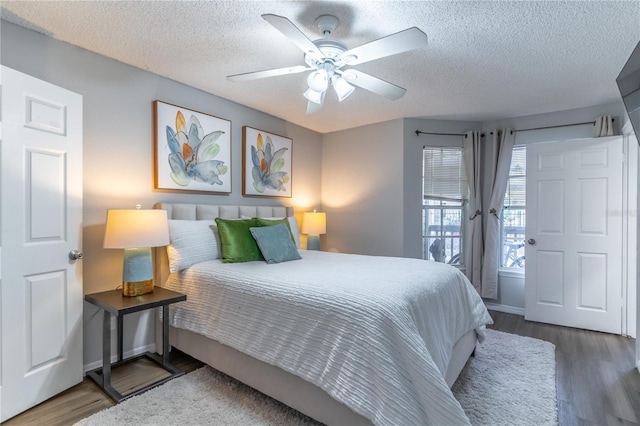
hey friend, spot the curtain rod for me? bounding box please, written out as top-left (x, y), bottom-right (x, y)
top-left (415, 130), bottom-right (485, 138)
top-left (490, 118), bottom-right (615, 135)
top-left (417, 118), bottom-right (615, 137)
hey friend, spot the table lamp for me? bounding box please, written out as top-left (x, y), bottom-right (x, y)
top-left (301, 211), bottom-right (326, 250)
top-left (103, 208), bottom-right (170, 296)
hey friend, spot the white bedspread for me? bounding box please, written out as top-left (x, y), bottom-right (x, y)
top-left (163, 250), bottom-right (493, 425)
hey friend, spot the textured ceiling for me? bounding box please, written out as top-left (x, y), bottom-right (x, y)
top-left (2, 1), bottom-right (639, 134)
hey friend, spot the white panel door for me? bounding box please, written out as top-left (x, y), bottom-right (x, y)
top-left (1, 66), bottom-right (83, 422)
top-left (525, 136), bottom-right (623, 334)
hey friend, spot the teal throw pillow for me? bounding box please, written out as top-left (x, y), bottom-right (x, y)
top-left (254, 217), bottom-right (297, 244)
top-left (249, 223), bottom-right (302, 264)
top-left (214, 217), bottom-right (263, 263)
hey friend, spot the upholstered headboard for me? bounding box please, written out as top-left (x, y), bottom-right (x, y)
top-left (153, 203), bottom-right (295, 286)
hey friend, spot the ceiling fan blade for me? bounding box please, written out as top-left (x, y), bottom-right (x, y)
top-left (340, 69), bottom-right (407, 100)
top-left (340, 27), bottom-right (427, 66)
top-left (227, 65), bottom-right (311, 82)
top-left (306, 94), bottom-right (325, 115)
top-left (262, 14), bottom-right (323, 56)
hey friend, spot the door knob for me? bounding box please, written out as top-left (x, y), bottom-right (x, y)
top-left (527, 238), bottom-right (536, 245)
top-left (69, 250), bottom-right (83, 260)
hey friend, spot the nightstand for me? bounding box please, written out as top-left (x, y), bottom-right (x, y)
top-left (85, 286), bottom-right (186, 402)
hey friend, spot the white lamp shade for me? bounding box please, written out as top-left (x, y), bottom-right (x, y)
top-left (332, 75), bottom-right (355, 102)
top-left (307, 69), bottom-right (329, 92)
top-left (301, 212), bottom-right (326, 235)
top-left (304, 87), bottom-right (325, 105)
top-left (104, 209), bottom-right (170, 249)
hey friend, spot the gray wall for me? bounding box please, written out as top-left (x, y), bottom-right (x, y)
top-left (321, 118), bottom-right (480, 258)
top-left (321, 119), bottom-right (405, 255)
top-left (1, 21), bottom-right (323, 368)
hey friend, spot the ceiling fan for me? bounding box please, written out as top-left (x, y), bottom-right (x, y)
top-left (227, 14), bottom-right (428, 114)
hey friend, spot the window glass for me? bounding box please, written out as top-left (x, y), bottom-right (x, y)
top-left (501, 146), bottom-right (526, 269)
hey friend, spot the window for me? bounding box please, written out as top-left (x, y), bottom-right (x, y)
top-left (501, 146), bottom-right (526, 269)
top-left (422, 147), bottom-right (468, 265)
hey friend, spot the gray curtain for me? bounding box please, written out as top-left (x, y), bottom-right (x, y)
top-left (593, 115), bottom-right (614, 137)
top-left (480, 129), bottom-right (515, 299)
top-left (463, 131), bottom-right (483, 292)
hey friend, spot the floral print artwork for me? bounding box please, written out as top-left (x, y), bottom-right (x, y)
top-left (166, 111), bottom-right (228, 186)
top-left (250, 132), bottom-right (289, 193)
top-left (243, 126), bottom-right (292, 197)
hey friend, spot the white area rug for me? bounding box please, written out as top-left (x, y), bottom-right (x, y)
top-left (75, 329), bottom-right (557, 426)
top-left (452, 329), bottom-right (558, 425)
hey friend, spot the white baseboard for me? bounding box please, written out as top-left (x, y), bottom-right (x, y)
top-left (484, 302), bottom-right (525, 316)
top-left (83, 343), bottom-right (156, 373)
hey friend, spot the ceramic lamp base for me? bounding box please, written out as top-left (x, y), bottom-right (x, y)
top-left (307, 234), bottom-right (321, 250)
top-left (122, 247), bottom-right (154, 296)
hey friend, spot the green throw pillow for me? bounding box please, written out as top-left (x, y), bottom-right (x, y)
top-left (214, 217), bottom-right (263, 263)
top-left (254, 217), bottom-right (296, 244)
top-left (250, 223), bottom-right (302, 264)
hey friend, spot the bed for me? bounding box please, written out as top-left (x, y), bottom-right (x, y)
top-left (153, 203), bottom-right (492, 425)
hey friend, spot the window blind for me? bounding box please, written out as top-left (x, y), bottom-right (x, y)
top-left (422, 147), bottom-right (468, 200)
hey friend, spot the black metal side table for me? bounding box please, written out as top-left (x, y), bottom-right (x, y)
top-left (85, 286), bottom-right (186, 402)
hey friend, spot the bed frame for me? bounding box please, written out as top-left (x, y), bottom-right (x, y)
top-left (153, 203), bottom-right (477, 425)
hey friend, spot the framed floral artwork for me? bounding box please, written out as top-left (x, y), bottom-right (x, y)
top-left (242, 126), bottom-right (292, 197)
top-left (154, 100), bottom-right (231, 193)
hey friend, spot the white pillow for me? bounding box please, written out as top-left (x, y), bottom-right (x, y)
top-left (286, 217), bottom-right (301, 249)
top-left (240, 215), bottom-right (300, 248)
top-left (166, 220), bottom-right (220, 272)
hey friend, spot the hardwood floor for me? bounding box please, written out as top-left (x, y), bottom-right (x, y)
top-left (2, 352), bottom-right (205, 426)
top-left (2, 310), bottom-right (638, 425)
top-left (487, 311), bottom-right (640, 426)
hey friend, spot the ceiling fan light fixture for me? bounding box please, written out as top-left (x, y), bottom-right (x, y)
top-left (331, 75), bottom-right (355, 102)
top-left (304, 87), bottom-right (325, 104)
top-left (229, 14), bottom-right (428, 114)
top-left (307, 69), bottom-right (329, 92)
